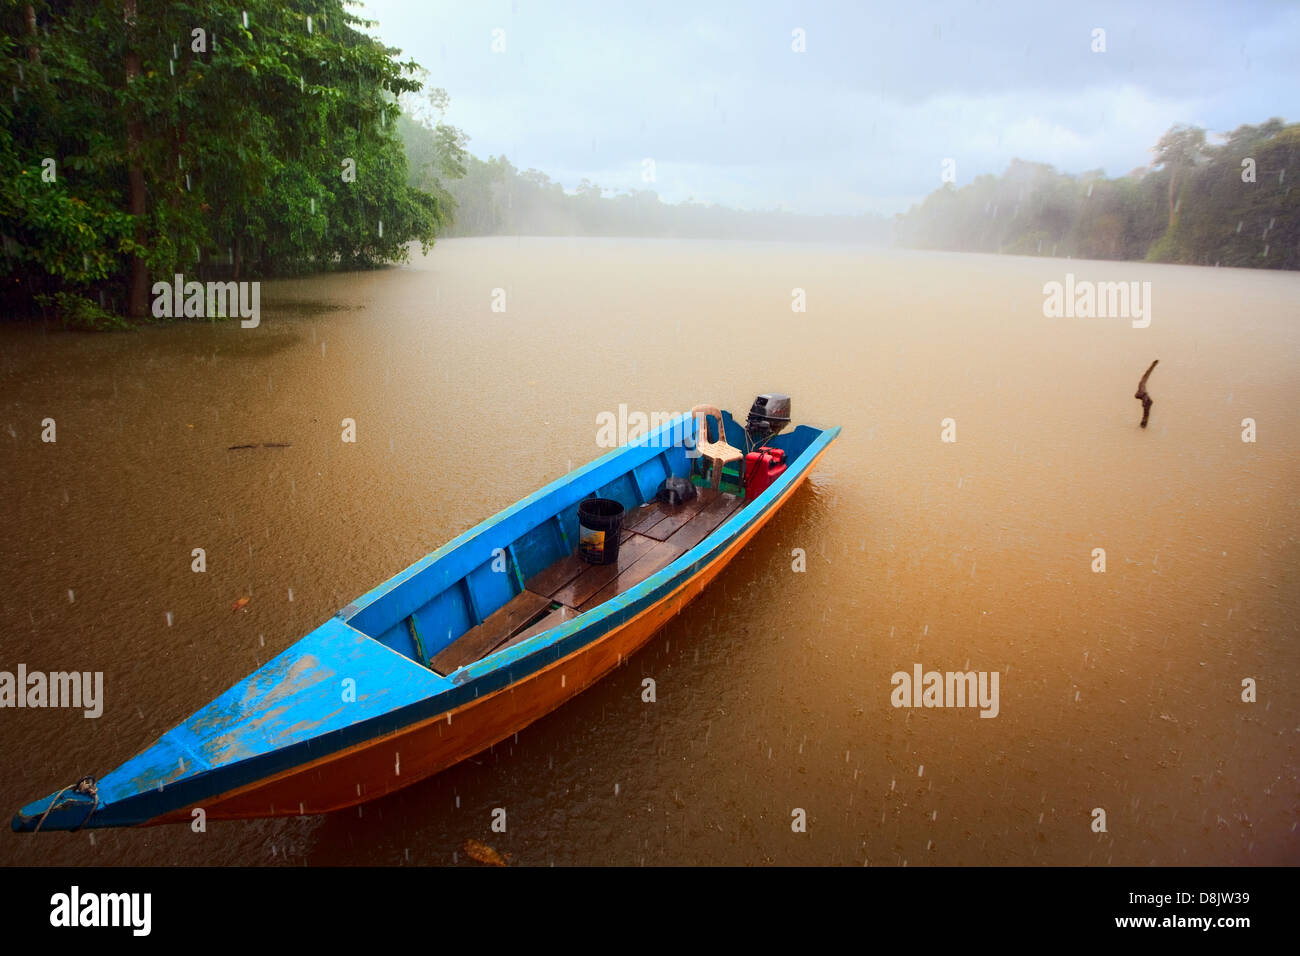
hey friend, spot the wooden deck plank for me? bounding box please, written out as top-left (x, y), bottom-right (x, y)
top-left (620, 487), bottom-right (717, 539)
top-left (663, 492), bottom-right (743, 552)
top-left (577, 539), bottom-right (687, 612)
top-left (622, 502), bottom-right (666, 534)
top-left (429, 589), bottom-right (552, 675)
top-left (524, 529), bottom-right (630, 597)
top-left (524, 552), bottom-right (587, 598)
top-left (640, 488), bottom-right (716, 541)
top-left (510, 490), bottom-right (741, 645)
top-left (551, 532), bottom-right (657, 609)
top-left (493, 604), bottom-right (577, 655)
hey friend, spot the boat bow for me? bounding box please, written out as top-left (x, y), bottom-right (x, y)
top-left (12, 618), bottom-right (448, 831)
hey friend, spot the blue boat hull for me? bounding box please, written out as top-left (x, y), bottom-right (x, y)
top-left (14, 410), bottom-right (839, 831)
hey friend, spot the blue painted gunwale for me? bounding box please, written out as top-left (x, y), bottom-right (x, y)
top-left (14, 411), bottom-right (839, 831)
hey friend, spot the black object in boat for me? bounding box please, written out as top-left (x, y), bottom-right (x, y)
top-left (578, 497), bottom-right (624, 565)
top-left (657, 476), bottom-right (697, 507)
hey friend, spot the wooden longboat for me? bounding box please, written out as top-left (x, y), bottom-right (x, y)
top-left (14, 409), bottom-right (839, 832)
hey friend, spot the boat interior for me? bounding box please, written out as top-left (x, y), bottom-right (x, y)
top-left (342, 405), bottom-right (823, 676)
top-left (425, 486), bottom-right (744, 675)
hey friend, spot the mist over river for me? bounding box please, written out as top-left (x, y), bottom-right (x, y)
top-left (1, 238), bottom-right (1296, 865)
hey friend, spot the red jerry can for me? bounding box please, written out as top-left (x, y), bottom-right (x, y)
top-left (743, 447), bottom-right (787, 498)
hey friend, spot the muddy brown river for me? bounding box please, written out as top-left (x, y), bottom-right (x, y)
top-left (1, 238), bottom-right (1297, 865)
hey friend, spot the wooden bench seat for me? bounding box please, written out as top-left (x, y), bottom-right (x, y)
top-left (577, 538), bottom-right (686, 611)
top-left (430, 491), bottom-right (744, 673)
top-left (495, 604), bottom-right (577, 656)
top-left (429, 589), bottom-right (553, 676)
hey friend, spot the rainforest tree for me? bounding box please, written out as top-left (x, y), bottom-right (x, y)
top-left (1, 0), bottom-right (451, 327)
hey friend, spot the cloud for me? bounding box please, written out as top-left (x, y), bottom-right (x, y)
top-left (364, 0), bottom-right (1300, 215)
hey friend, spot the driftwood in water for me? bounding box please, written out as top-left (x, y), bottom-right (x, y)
top-left (1134, 359), bottom-right (1158, 428)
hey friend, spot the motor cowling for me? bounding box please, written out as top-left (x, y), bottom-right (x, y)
top-left (745, 393), bottom-right (791, 443)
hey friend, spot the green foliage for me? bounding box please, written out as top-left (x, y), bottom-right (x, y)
top-left (1154, 122), bottom-right (1299, 268)
top-left (1, 0), bottom-right (458, 324)
top-left (396, 69), bottom-right (467, 227)
top-left (34, 290), bottom-right (132, 331)
top-left (895, 120), bottom-right (1298, 270)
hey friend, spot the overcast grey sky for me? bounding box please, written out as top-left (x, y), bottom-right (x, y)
top-left (362, 0), bottom-right (1299, 216)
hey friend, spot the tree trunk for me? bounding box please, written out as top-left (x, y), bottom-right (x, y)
top-left (124, 1), bottom-right (149, 318)
top-left (25, 5), bottom-right (39, 64)
top-left (1167, 169), bottom-right (1178, 229)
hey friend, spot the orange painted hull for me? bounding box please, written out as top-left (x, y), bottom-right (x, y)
top-left (152, 447), bottom-right (827, 825)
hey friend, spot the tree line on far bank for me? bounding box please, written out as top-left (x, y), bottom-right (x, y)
top-left (893, 119), bottom-right (1299, 271)
top-left (423, 152), bottom-right (891, 243)
top-left (413, 119), bottom-right (1298, 272)
top-left (3, 2), bottom-right (1295, 333)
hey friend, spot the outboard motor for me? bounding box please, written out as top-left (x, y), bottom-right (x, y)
top-left (742, 393), bottom-right (792, 498)
top-left (745, 393), bottom-right (791, 444)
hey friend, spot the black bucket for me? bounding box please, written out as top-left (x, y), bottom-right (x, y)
top-left (578, 497), bottom-right (625, 565)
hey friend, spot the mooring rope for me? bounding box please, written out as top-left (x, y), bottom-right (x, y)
top-left (31, 775), bottom-right (98, 833)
